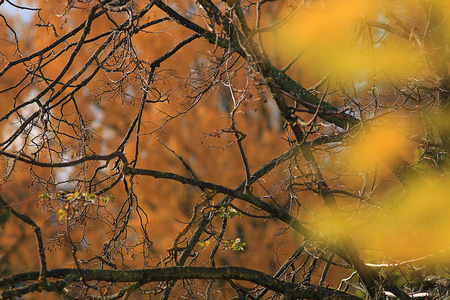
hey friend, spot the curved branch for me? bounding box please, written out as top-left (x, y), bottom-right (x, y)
top-left (127, 166), bottom-right (350, 260)
top-left (0, 194), bottom-right (47, 280)
top-left (0, 266), bottom-right (362, 300)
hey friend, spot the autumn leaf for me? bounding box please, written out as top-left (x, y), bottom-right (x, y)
top-left (57, 209), bottom-right (66, 222)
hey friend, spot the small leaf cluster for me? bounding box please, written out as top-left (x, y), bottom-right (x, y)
top-left (222, 238), bottom-right (245, 251)
top-left (214, 207), bottom-right (241, 219)
top-left (198, 240), bottom-right (210, 249)
top-left (39, 191), bottom-right (114, 222)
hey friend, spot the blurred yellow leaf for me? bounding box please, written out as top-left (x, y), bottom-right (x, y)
top-left (276, 0), bottom-right (421, 79)
top-left (348, 116), bottom-right (411, 168)
top-left (350, 177), bottom-right (450, 260)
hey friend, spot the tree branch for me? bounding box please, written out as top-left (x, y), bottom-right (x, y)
top-left (0, 267), bottom-right (362, 300)
top-left (0, 194), bottom-right (47, 280)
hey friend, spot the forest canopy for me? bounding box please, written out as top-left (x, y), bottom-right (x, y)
top-left (0, 0), bottom-right (450, 299)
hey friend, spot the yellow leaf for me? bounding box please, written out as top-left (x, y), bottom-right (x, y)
top-left (57, 209), bottom-right (66, 222)
top-left (274, 0), bottom-right (422, 80)
top-left (347, 115), bottom-right (414, 169)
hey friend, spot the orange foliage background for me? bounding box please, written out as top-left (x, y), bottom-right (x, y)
top-left (2, 0), bottom-right (449, 297)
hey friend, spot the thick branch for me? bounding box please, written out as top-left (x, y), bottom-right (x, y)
top-left (0, 267), bottom-right (361, 300)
